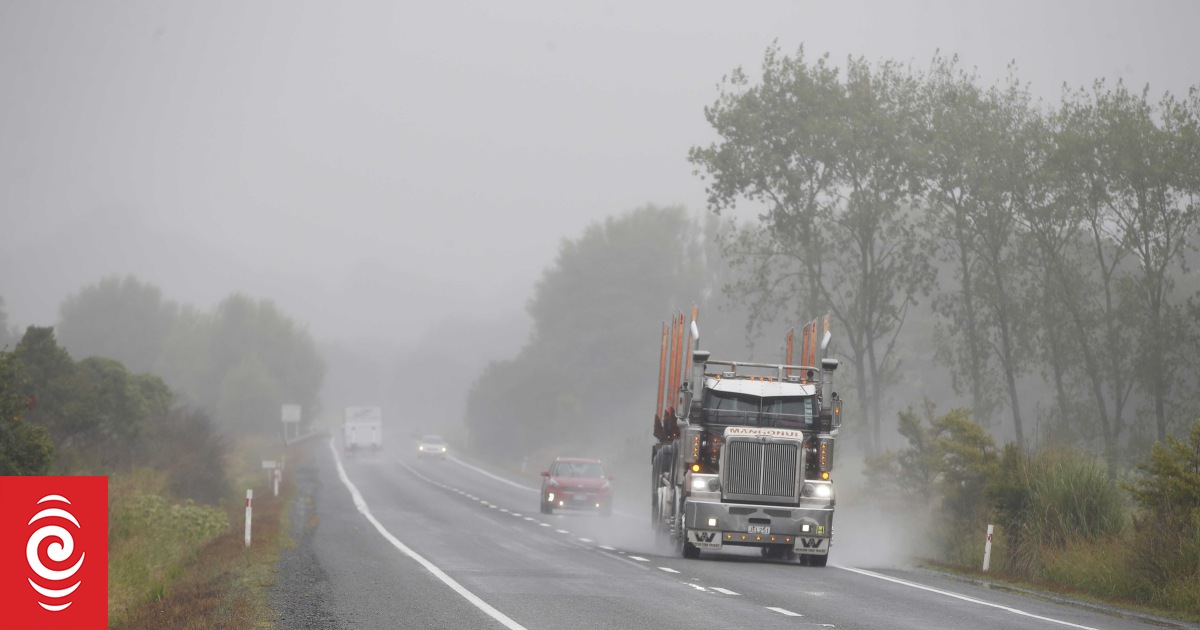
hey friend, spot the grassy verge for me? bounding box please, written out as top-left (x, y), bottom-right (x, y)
top-left (109, 435), bottom-right (300, 629)
top-left (922, 552), bottom-right (1200, 625)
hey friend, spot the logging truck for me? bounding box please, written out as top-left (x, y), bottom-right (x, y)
top-left (651, 307), bottom-right (842, 565)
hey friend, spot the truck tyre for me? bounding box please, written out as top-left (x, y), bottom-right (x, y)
top-left (804, 553), bottom-right (829, 567)
top-left (677, 511), bottom-right (701, 559)
top-left (540, 500), bottom-right (553, 515)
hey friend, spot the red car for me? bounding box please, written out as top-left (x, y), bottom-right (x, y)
top-left (540, 457), bottom-right (613, 516)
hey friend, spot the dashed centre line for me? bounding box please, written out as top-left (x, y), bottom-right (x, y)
top-left (405, 453), bottom-right (800, 619)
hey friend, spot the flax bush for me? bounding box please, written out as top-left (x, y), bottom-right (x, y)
top-left (988, 447), bottom-right (1126, 576)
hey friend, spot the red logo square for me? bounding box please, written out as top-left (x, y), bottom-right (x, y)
top-left (0, 476), bottom-right (108, 630)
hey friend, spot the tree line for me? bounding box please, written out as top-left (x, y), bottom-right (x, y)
top-left (1, 277), bottom-right (325, 488)
top-left (689, 46), bottom-right (1200, 463)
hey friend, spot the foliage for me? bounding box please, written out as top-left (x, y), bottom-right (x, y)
top-left (57, 275), bottom-right (179, 375)
top-left (1123, 418), bottom-right (1200, 586)
top-left (690, 45), bottom-right (936, 453)
top-left (988, 447), bottom-right (1126, 575)
top-left (465, 205), bottom-right (711, 460)
top-left (0, 350), bottom-right (53, 475)
top-left (142, 407), bottom-right (232, 504)
top-left (108, 470), bottom-right (231, 626)
top-left (864, 403), bottom-right (998, 558)
top-left (56, 278), bottom-right (326, 435)
top-left (196, 294), bottom-right (325, 433)
top-left (1124, 418), bottom-right (1200, 515)
top-left (13, 327), bottom-right (176, 467)
top-left (0, 295), bottom-right (15, 350)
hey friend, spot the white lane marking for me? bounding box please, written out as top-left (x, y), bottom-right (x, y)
top-left (577, 537), bottom-right (593, 543)
top-left (447, 454), bottom-right (539, 493)
top-left (687, 583), bottom-right (707, 591)
top-left (838, 566), bottom-right (1101, 630)
top-left (539, 523), bottom-right (551, 527)
top-left (711, 587), bottom-right (739, 595)
top-left (524, 517), bottom-right (536, 521)
top-left (556, 529), bottom-right (570, 534)
top-left (628, 556), bottom-right (649, 562)
top-left (329, 440), bottom-right (526, 630)
top-left (658, 567), bottom-right (680, 574)
top-left (767, 607), bottom-right (803, 617)
top-left (599, 545), bottom-right (616, 551)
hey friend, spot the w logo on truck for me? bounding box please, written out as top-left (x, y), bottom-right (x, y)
top-left (688, 530), bottom-right (722, 548)
top-left (799, 537), bottom-right (825, 550)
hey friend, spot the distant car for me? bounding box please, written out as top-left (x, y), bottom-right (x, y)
top-left (417, 435), bottom-right (448, 459)
top-left (540, 457), bottom-right (613, 516)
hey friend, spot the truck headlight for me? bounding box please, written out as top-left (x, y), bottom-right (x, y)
top-left (690, 474), bottom-right (719, 492)
top-left (802, 482), bottom-right (833, 498)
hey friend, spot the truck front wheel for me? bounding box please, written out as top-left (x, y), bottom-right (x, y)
top-left (677, 512), bottom-right (701, 559)
top-left (803, 553), bottom-right (829, 567)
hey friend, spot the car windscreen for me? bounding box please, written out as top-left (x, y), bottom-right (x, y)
top-left (553, 462), bottom-right (605, 477)
top-left (421, 436), bottom-right (445, 444)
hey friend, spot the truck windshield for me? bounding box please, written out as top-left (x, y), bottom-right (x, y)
top-left (702, 391), bottom-right (814, 428)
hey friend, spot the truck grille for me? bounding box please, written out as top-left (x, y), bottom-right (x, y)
top-left (722, 440), bottom-right (799, 503)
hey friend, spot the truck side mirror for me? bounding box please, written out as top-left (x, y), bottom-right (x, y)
top-left (541, 471), bottom-right (549, 477)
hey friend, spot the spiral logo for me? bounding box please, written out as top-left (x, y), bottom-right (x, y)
top-left (26, 494), bottom-right (86, 612)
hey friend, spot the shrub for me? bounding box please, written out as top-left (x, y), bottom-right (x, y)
top-left (1124, 419), bottom-right (1200, 589)
top-left (988, 448), bottom-right (1125, 576)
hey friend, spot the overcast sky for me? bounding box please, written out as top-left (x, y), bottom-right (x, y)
top-left (2, 1), bottom-right (1197, 350)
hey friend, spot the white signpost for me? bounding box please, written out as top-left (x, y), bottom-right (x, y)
top-left (244, 489), bottom-right (253, 547)
top-left (281, 404), bottom-right (301, 441)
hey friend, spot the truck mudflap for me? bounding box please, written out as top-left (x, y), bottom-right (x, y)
top-left (685, 499), bottom-right (833, 554)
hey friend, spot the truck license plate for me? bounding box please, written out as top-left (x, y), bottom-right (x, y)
top-left (748, 525), bottom-right (770, 535)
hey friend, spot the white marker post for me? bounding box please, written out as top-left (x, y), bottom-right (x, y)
top-left (245, 489), bottom-right (253, 547)
top-left (982, 523), bottom-right (994, 571)
top-left (273, 468), bottom-right (280, 497)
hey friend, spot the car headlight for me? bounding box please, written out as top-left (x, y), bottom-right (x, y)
top-left (418, 445), bottom-right (425, 451)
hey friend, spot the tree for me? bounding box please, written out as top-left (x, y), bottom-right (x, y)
top-left (1091, 83), bottom-right (1200, 443)
top-left (917, 57), bottom-right (1005, 429)
top-left (465, 205), bottom-right (709, 458)
top-left (197, 294), bottom-right (325, 433)
top-left (864, 403), bottom-right (999, 558)
top-left (13, 326), bottom-right (78, 444)
top-left (1122, 418), bottom-right (1200, 584)
top-left (0, 350), bottom-right (53, 475)
top-left (57, 275), bottom-right (180, 375)
top-left (690, 45), bottom-right (935, 453)
top-left (0, 296), bottom-right (15, 350)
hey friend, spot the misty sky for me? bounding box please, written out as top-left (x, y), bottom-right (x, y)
top-left (3, 1), bottom-right (1197, 351)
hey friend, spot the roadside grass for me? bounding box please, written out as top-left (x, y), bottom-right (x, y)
top-left (924, 541), bottom-right (1200, 625)
top-left (931, 504), bottom-right (1200, 619)
top-left (110, 435), bottom-right (299, 629)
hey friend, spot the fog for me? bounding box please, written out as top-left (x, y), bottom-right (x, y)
top-left (2, 4), bottom-right (1196, 416)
